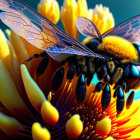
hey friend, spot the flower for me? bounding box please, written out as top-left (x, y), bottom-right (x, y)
top-left (90, 4), bottom-right (115, 35)
top-left (38, 0), bottom-right (60, 24)
top-left (0, 0), bottom-right (140, 139)
top-left (60, 0), bottom-right (114, 39)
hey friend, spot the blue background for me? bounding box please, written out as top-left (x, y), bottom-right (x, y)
top-left (1, 0), bottom-right (140, 29)
top-left (0, 0), bottom-right (140, 100)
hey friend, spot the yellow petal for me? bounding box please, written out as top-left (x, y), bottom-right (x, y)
top-left (117, 99), bottom-right (140, 138)
top-left (32, 122), bottom-right (51, 140)
top-left (38, 0), bottom-right (60, 24)
top-left (77, 0), bottom-right (88, 18)
top-left (61, 0), bottom-right (78, 39)
top-left (10, 30), bottom-right (28, 64)
top-left (0, 29), bottom-right (11, 72)
top-left (66, 114), bottom-right (83, 139)
top-left (104, 136), bottom-right (114, 140)
top-left (41, 101), bottom-right (59, 126)
top-left (0, 112), bottom-right (23, 137)
top-left (21, 64), bottom-right (46, 112)
top-left (0, 60), bottom-right (29, 117)
top-left (91, 4), bottom-right (115, 34)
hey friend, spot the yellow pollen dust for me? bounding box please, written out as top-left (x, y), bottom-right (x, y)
top-left (41, 101), bottom-right (59, 126)
top-left (95, 117), bottom-right (111, 137)
top-left (66, 114), bottom-right (83, 139)
top-left (98, 36), bottom-right (139, 62)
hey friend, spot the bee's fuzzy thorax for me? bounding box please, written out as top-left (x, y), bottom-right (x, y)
top-left (98, 36), bottom-right (139, 62)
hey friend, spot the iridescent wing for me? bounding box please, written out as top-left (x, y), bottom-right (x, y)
top-left (0, 0), bottom-right (103, 62)
top-left (76, 17), bottom-right (102, 41)
top-left (102, 15), bottom-right (140, 44)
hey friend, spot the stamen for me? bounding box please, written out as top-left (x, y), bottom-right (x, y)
top-left (66, 114), bottom-right (83, 138)
top-left (41, 101), bottom-right (59, 126)
top-left (47, 91), bottom-right (52, 102)
top-left (32, 122), bottom-right (51, 140)
top-left (95, 117), bottom-right (111, 137)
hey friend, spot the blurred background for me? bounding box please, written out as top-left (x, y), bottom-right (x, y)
top-left (0, 0), bottom-right (140, 30)
top-left (0, 0), bottom-right (140, 100)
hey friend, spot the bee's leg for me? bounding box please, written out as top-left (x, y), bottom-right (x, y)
top-left (23, 51), bottom-right (49, 76)
top-left (35, 52), bottom-right (49, 76)
top-left (23, 51), bottom-right (48, 64)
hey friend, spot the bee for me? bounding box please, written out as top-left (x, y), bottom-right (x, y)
top-left (0, 0), bottom-right (140, 115)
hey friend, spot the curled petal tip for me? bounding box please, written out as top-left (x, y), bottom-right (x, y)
top-left (32, 122), bottom-right (51, 140)
top-left (66, 114), bottom-right (83, 139)
top-left (41, 101), bottom-right (59, 126)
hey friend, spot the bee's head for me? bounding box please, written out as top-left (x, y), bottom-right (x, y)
top-left (83, 38), bottom-right (102, 53)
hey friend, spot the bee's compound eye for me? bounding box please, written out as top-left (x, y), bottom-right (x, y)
top-left (51, 67), bottom-right (65, 90)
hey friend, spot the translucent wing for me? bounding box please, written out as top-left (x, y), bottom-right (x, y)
top-left (76, 17), bottom-right (102, 41)
top-left (0, 0), bottom-right (103, 62)
top-left (102, 15), bottom-right (140, 43)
